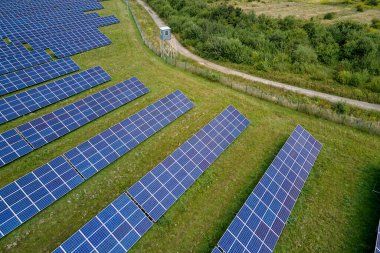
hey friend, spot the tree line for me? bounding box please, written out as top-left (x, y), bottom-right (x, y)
top-left (146, 0), bottom-right (380, 93)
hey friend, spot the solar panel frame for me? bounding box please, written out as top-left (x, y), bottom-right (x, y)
top-left (53, 193), bottom-right (153, 253)
top-left (0, 58), bottom-right (80, 96)
top-left (0, 66), bottom-right (111, 124)
top-left (128, 105), bottom-right (250, 221)
top-left (215, 125), bottom-right (322, 253)
top-left (0, 156), bottom-right (84, 239)
top-left (64, 90), bottom-right (194, 179)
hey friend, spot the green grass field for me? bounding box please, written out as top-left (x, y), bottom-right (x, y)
top-left (0, 0), bottom-right (380, 252)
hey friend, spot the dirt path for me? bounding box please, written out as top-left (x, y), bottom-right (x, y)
top-left (136, 0), bottom-right (380, 112)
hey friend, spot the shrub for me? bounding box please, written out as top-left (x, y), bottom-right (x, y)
top-left (336, 70), bottom-right (352, 86)
top-left (368, 77), bottom-right (380, 92)
top-left (334, 102), bottom-right (350, 114)
top-left (371, 18), bottom-right (380, 29)
top-left (356, 5), bottom-right (364, 12)
top-left (291, 45), bottom-right (318, 64)
top-left (349, 71), bottom-right (370, 87)
top-left (324, 12), bottom-right (335, 20)
top-left (202, 36), bottom-right (252, 64)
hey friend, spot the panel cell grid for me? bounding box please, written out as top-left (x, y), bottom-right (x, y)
top-left (53, 193), bottom-right (153, 253)
top-left (17, 77), bottom-right (149, 149)
top-left (0, 50), bottom-right (52, 75)
top-left (216, 125), bottom-right (322, 253)
top-left (64, 90), bottom-right (194, 179)
top-left (0, 156), bottom-right (84, 239)
top-left (0, 58), bottom-right (80, 96)
top-left (128, 105), bottom-right (250, 221)
top-left (0, 129), bottom-right (33, 167)
top-left (0, 66), bottom-right (111, 124)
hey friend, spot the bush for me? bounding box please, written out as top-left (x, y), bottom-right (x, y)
top-left (291, 45), bottom-right (318, 64)
top-left (334, 102), bottom-right (350, 114)
top-left (371, 18), bottom-right (380, 29)
top-left (336, 70), bottom-right (352, 86)
top-left (201, 36), bottom-right (252, 64)
top-left (368, 77), bottom-right (380, 92)
top-left (324, 12), bottom-right (335, 20)
top-left (350, 71), bottom-right (370, 87)
top-left (356, 5), bottom-right (364, 12)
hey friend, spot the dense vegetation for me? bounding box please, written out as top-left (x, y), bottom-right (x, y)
top-left (146, 0), bottom-right (380, 96)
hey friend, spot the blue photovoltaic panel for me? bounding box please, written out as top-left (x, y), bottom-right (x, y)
top-left (216, 125), bottom-right (322, 253)
top-left (0, 50), bottom-right (52, 75)
top-left (0, 156), bottom-right (84, 239)
top-left (0, 58), bottom-right (80, 96)
top-left (17, 77), bottom-right (149, 149)
top-left (375, 222), bottom-right (380, 253)
top-left (0, 66), bottom-right (110, 124)
top-left (128, 106), bottom-right (250, 221)
top-left (212, 247), bottom-right (223, 253)
top-left (64, 90), bottom-right (194, 179)
top-left (0, 129), bottom-right (33, 167)
top-left (53, 193), bottom-right (153, 253)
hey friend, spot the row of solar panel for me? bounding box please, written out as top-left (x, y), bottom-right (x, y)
top-left (2, 14), bottom-right (118, 41)
top-left (0, 66), bottom-right (110, 124)
top-left (214, 125), bottom-right (322, 253)
top-left (0, 76), bottom-right (149, 167)
top-left (0, 58), bottom-right (80, 96)
top-left (0, 90), bottom-right (193, 239)
top-left (54, 112), bottom-right (322, 253)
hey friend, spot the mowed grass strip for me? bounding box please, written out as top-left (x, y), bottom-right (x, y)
top-left (0, 0), bottom-right (379, 252)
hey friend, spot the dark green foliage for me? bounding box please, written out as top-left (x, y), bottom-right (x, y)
top-left (202, 36), bottom-right (252, 64)
top-left (324, 12), bottom-right (335, 20)
top-left (334, 102), bottom-right (350, 114)
top-left (145, 0), bottom-right (380, 92)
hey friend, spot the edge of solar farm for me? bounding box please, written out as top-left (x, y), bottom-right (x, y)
top-left (0, 90), bottom-right (193, 239)
top-left (53, 105), bottom-right (250, 253)
top-left (0, 76), bottom-right (150, 168)
top-left (213, 125), bottom-right (322, 253)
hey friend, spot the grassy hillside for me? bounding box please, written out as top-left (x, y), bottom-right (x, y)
top-left (0, 0), bottom-right (379, 252)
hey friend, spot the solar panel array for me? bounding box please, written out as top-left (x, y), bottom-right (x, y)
top-left (376, 222), bottom-right (380, 253)
top-left (215, 125), bottom-right (322, 253)
top-left (0, 66), bottom-right (110, 124)
top-left (53, 194), bottom-right (153, 253)
top-left (0, 91), bottom-right (193, 239)
top-left (64, 90), bottom-right (194, 179)
top-left (128, 105), bottom-right (250, 221)
top-left (54, 106), bottom-right (250, 253)
top-left (0, 0), bottom-right (118, 77)
top-left (0, 77), bottom-right (149, 168)
top-left (0, 58), bottom-right (79, 96)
